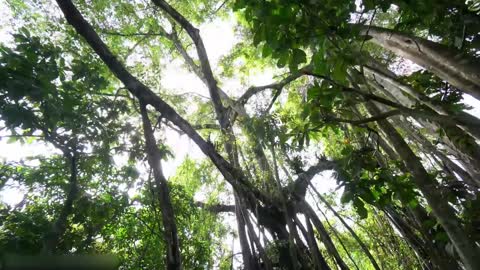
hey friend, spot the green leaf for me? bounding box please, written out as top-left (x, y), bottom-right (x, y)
top-left (340, 189), bottom-right (353, 203)
top-left (307, 86), bottom-right (321, 101)
top-left (289, 48), bottom-right (306, 70)
top-left (277, 52), bottom-right (289, 68)
top-left (262, 44), bottom-right (272, 57)
top-left (353, 198), bottom-right (368, 219)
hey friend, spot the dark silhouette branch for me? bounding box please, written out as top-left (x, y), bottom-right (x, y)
top-left (195, 201), bottom-right (235, 213)
top-left (55, 0), bottom-right (269, 211)
top-left (140, 102), bottom-right (182, 269)
top-left (151, 0), bottom-right (229, 129)
top-left (326, 109), bottom-right (401, 125)
top-left (238, 65), bottom-right (312, 105)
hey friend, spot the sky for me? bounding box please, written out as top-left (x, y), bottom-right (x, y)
top-left (1, 3), bottom-right (480, 267)
top-left (1, 1), bottom-right (479, 205)
top-left (0, 8), bottom-right (338, 265)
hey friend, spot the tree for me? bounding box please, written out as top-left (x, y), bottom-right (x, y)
top-left (0, 0), bottom-right (479, 269)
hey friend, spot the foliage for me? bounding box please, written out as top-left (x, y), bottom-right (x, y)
top-left (0, 0), bottom-right (479, 269)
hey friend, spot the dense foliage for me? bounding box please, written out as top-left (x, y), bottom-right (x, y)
top-left (0, 0), bottom-right (479, 269)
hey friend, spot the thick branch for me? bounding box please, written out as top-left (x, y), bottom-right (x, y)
top-left (151, 0), bottom-right (229, 128)
top-left (195, 201), bottom-right (235, 213)
top-left (289, 159), bottom-right (339, 199)
top-left (356, 24), bottom-right (480, 100)
top-left (364, 64), bottom-right (480, 140)
top-left (140, 103), bottom-right (182, 270)
top-left (239, 66), bottom-right (312, 105)
top-left (101, 30), bottom-right (167, 37)
top-left (326, 110), bottom-right (401, 125)
top-left (305, 71), bottom-right (479, 130)
top-left (55, 0), bottom-right (268, 208)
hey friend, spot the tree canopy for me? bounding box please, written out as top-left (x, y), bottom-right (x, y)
top-left (0, 0), bottom-right (479, 269)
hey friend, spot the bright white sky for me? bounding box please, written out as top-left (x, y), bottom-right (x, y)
top-left (0, 9), bottom-right (338, 265)
top-left (1, 1), bottom-right (479, 205)
top-left (0, 3), bottom-right (479, 267)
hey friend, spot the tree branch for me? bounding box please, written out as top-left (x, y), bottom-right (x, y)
top-left (238, 65), bottom-right (312, 105)
top-left (151, 0), bottom-right (229, 129)
top-left (140, 102), bottom-right (182, 269)
top-left (305, 71), bottom-right (478, 130)
top-left (326, 109), bottom-right (401, 125)
top-left (101, 30), bottom-right (168, 37)
top-left (164, 26), bottom-right (246, 117)
top-left (55, 0), bottom-right (268, 209)
top-left (289, 159), bottom-right (339, 200)
top-left (195, 201), bottom-right (235, 213)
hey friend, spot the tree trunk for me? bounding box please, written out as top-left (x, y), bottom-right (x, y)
top-left (358, 25), bottom-right (480, 100)
top-left (364, 64), bottom-right (480, 140)
top-left (364, 101), bottom-right (480, 270)
top-left (43, 152), bottom-right (78, 254)
top-left (389, 115), bottom-right (480, 189)
top-left (311, 188), bottom-right (381, 270)
top-left (140, 104), bottom-right (182, 270)
top-left (366, 75), bottom-right (480, 181)
top-left (235, 194), bottom-right (259, 270)
top-left (305, 216), bottom-right (332, 270)
top-left (300, 201), bottom-right (350, 270)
